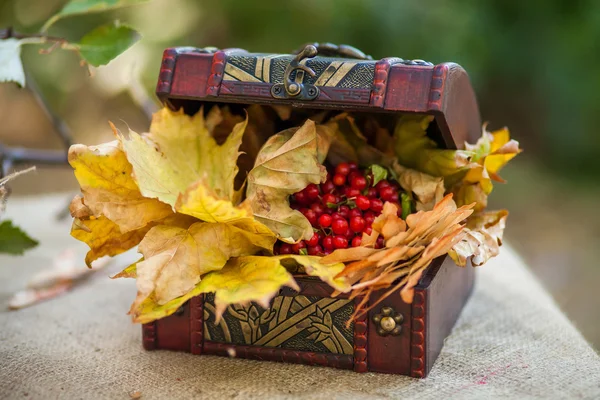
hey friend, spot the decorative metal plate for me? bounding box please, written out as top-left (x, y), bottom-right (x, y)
top-left (223, 54), bottom-right (375, 90)
top-left (204, 293), bottom-right (354, 355)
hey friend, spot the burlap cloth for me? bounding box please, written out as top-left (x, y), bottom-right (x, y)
top-left (1, 194), bottom-right (599, 400)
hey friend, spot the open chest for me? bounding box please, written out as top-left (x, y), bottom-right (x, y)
top-left (142, 43), bottom-right (481, 378)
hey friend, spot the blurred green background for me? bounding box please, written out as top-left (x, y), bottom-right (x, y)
top-left (1, 0), bottom-right (599, 349)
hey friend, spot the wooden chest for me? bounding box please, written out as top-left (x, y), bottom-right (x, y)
top-left (143, 43), bottom-right (481, 378)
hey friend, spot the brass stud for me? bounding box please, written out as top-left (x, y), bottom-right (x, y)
top-left (372, 306), bottom-right (403, 337)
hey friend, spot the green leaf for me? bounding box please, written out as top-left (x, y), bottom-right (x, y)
top-left (0, 38), bottom-right (25, 87)
top-left (401, 193), bottom-right (412, 220)
top-left (42, 0), bottom-right (149, 32)
top-left (368, 164), bottom-right (388, 186)
top-left (0, 220), bottom-right (38, 255)
top-left (73, 23), bottom-right (140, 67)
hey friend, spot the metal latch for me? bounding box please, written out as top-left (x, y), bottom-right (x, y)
top-left (271, 45), bottom-right (320, 101)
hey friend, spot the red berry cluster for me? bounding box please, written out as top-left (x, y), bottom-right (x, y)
top-left (274, 162), bottom-right (403, 256)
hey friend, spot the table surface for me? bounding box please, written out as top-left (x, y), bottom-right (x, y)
top-left (1, 194), bottom-right (599, 400)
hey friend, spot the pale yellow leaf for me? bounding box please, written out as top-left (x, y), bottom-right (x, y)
top-left (132, 221), bottom-right (276, 310)
top-left (247, 119), bottom-right (327, 242)
top-left (68, 141), bottom-right (173, 232)
top-left (131, 255), bottom-right (297, 324)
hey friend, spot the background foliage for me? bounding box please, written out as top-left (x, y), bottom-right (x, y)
top-left (1, 0), bottom-right (599, 346)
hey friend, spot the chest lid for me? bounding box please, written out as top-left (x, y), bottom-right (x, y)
top-left (156, 43), bottom-right (481, 149)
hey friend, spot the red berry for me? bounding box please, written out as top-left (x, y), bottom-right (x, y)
top-left (322, 236), bottom-right (334, 250)
top-left (292, 241), bottom-right (306, 254)
top-left (306, 233), bottom-right (319, 247)
top-left (317, 231), bottom-right (326, 242)
top-left (366, 187), bottom-right (378, 198)
top-left (364, 211), bottom-right (376, 225)
top-left (370, 198), bottom-right (384, 213)
top-left (332, 218), bottom-right (349, 235)
top-left (333, 173), bottom-right (346, 186)
top-left (318, 214), bottom-right (332, 228)
top-left (350, 175), bottom-right (367, 190)
top-left (290, 203), bottom-right (300, 210)
top-left (375, 180), bottom-right (391, 191)
top-left (331, 212), bottom-right (344, 220)
top-left (280, 243), bottom-right (293, 254)
top-left (390, 182), bottom-right (401, 191)
top-left (338, 205), bottom-right (350, 219)
top-left (356, 195), bottom-right (370, 210)
top-left (348, 162), bottom-right (358, 171)
top-left (379, 186), bottom-right (395, 201)
top-left (307, 245), bottom-right (323, 255)
top-left (350, 216), bottom-right (366, 233)
top-left (322, 249), bottom-right (332, 256)
top-left (310, 202), bottom-right (326, 216)
top-left (389, 192), bottom-right (399, 203)
top-left (349, 208), bottom-right (362, 218)
top-left (344, 227), bottom-right (355, 240)
top-left (333, 236), bottom-right (349, 249)
top-left (345, 187), bottom-right (361, 198)
top-left (294, 191), bottom-right (308, 204)
top-left (303, 209), bottom-right (318, 226)
top-left (335, 162), bottom-right (351, 176)
top-left (375, 236), bottom-right (385, 249)
top-left (351, 236), bottom-right (362, 247)
top-left (305, 184), bottom-right (320, 200)
top-left (348, 171), bottom-right (360, 181)
top-left (364, 226), bottom-right (373, 235)
top-left (322, 193), bottom-right (337, 208)
top-left (273, 243), bottom-right (280, 254)
top-left (320, 180), bottom-right (335, 194)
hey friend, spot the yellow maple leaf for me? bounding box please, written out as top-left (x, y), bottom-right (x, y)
top-left (115, 107), bottom-right (249, 224)
top-left (131, 255), bottom-right (298, 324)
top-left (127, 253), bottom-right (349, 324)
top-left (246, 119), bottom-right (327, 243)
top-left (279, 254), bottom-right (350, 293)
top-left (393, 114), bottom-right (472, 178)
top-left (111, 258), bottom-right (139, 279)
top-left (130, 221), bottom-right (276, 312)
top-left (453, 127), bottom-right (521, 210)
top-left (71, 216), bottom-right (151, 267)
top-left (68, 140), bottom-right (173, 233)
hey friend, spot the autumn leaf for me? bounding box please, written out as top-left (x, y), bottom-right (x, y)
top-left (247, 119), bottom-right (327, 242)
top-left (393, 114), bottom-right (472, 177)
top-left (275, 254), bottom-right (351, 293)
top-left (391, 160), bottom-right (445, 211)
top-left (449, 210), bottom-right (508, 267)
top-left (131, 255), bottom-right (297, 324)
top-left (174, 179), bottom-right (252, 223)
top-left (68, 140), bottom-right (173, 232)
top-left (326, 195), bottom-right (473, 318)
top-left (71, 216), bottom-right (150, 267)
top-left (111, 258), bottom-right (140, 279)
top-left (131, 221), bottom-right (276, 311)
top-left (452, 126), bottom-right (521, 210)
top-left (70, 193), bottom-right (196, 267)
top-left (327, 113), bottom-right (389, 167)
top-left (116, 107), bottom-right (248, 224)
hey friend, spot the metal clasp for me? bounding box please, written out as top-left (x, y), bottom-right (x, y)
top-left (271, 45), bottom-right (319, 100)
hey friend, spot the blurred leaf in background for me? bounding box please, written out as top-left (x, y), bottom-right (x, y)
top-left (72, 21), bottom-right (139, 66)
top-left (41, 0), bottom-right (149, 32)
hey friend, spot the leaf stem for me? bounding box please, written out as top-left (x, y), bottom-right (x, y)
top-left (0, 27), bottom-right (67, 45)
